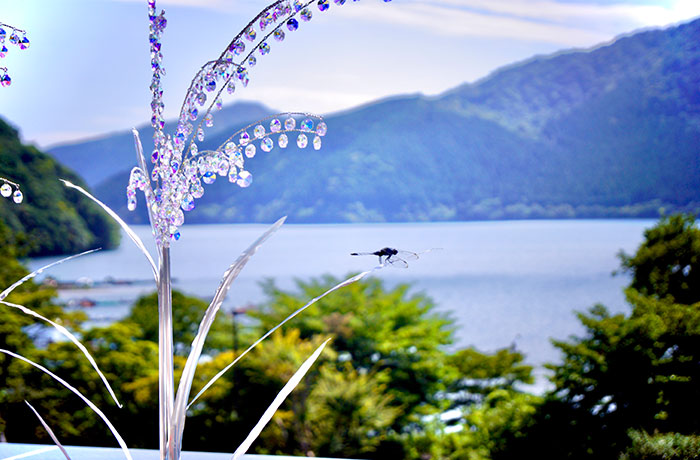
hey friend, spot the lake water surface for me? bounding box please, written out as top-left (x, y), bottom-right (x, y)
top-left (30, 220), bottom-right (654, 389)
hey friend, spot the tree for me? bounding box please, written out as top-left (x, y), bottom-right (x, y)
top-left (618, 213), bottom-right (700, 304)
top-left (252, 275), bottom-right (456, 429)
top-left (127, 290), bottom-right (233, 355)
top-left (510, 214), bottom-right (700, 459)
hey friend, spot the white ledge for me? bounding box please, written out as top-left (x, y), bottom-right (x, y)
top-left (0, 443), bottom-right (351, 460)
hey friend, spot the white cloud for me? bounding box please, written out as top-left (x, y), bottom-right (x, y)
top-left (331, 0), bottom-right (700, 45)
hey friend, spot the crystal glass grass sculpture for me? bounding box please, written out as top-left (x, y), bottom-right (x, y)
top-left (127, 0), bottom-right (337, 246)
top-left (0, 177), bottom-right (23, 203)
top-left (0, 22), bottom-right (30, 87)
top-left (69, 1), bottom-right (393, 460)
top-left (0, 1), bottom-right (396, 459)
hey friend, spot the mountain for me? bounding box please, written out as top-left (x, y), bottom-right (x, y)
top-left (55, 18), bottom-right (700, 224)
top-left (49, 101), bottom-right (274, 187)
top-left (0, 118), bottom-right (120, 256)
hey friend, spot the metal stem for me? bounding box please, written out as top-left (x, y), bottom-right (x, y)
top-left (158, 246), bottom-right (174, 460)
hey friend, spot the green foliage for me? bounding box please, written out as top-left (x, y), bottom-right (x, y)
top-left (508, 214), bottom-right (700, 459)
top-left (0, 117), bottom-right (120, 256)
top-left (252, 276), bottom-right (456, 427)
top-left (618, 214), bottom-right (700, 304)
top-left (0, 220), bottom-right (88, 437)
top-left (620, 431), bottom-right (700, 460)
top-left (126, 290), bottom-right (233, 355)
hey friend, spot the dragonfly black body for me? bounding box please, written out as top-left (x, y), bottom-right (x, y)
top-left (351, 247), bottom-right (417, 268)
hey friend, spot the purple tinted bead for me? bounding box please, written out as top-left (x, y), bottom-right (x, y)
top-left (0, 74), bottom-right (11, 87)
top-left (286, 18), bottom-right (299, 31)
top-left (318, 0), bottom-right (329, 11)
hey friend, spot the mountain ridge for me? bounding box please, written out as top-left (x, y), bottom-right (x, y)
top-left (50, 17), bottom-right (700, 224)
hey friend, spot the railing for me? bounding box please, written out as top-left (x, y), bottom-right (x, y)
top-left (0, 443), bottom-right (349, 460)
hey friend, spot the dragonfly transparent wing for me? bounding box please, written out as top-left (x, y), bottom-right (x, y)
top-left (396, 250), bottom-right (420, 261)
top-left (384, 255), bottom-right (409, 268)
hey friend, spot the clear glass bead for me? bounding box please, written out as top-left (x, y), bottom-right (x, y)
top-left (254, 124), bottom-right (266, 138)
top-left (0, 183), bottom-right (11, 197)
top-left (278, 133), bottom-right (289, 148)
top-left (297, 133), bottom-right (308, 148)
top-left (237, 170), bottom-right (253, 188)
top-left (245, 144), bottom-right (256, 158)
top-left (261, 138), bottom-right (274, 152)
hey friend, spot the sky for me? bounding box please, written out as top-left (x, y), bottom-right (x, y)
top-left (0, 0), bottom-right (698, 148)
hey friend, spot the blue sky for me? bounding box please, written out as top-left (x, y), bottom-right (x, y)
top-left (0, 0), bottom-right (698, 148)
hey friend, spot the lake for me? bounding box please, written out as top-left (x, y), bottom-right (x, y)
top-left (29, 219), bottom-right (654, 390)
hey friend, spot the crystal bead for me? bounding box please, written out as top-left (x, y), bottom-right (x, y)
top-left (260, 12), bottom-right (272, 30)
top-left (9, 32), bottom-right (19, 45)
top-left (334, 0), bottom-right (346, 4)
top-left (240, 132), bottom-right (250, 145)
top-left (11, 190), bottom-right (22, 204)
top-left (318, 0), bottom-right (329, 11)
top-left (181, 194), bottom-right (195, 211)
top-left (173, 231), bottom-right (181, 241)
top-left (127, 197), bottom-right (137, 211)
top-left (278, 133), bottom-right (289, 148)
top-left (245, 144), bottom-right (256, 158)
top-left (301, 118), bottom-right (314, 131)
top-left (237, 170), bottom-right (253, 188)
top-left (215, 98), bottom-right (223, 110)
top-left (297, 133), bottom-right (308, 148)
top-left (273, 29), bottom-right (285, 42)
top-left (284, 117), bottom-right (296, 130)
top-left (0, 45), bottom-right (7, 58)
top-left (316, 121), bottom-right (327, 136)
top-left (231, 40), bottom-right (245, 55)
top-left (248, 56), bottom-right (257, 67)
top-left (227, 81), bottom-right (236, 94)
top-left (205, 79), bottom-right (216, 92)
top-left (0, 183), bottom-right (11, 197)
top-left (19, 36), bottom-right (29, 50)
top-left (293, 0), bottom-right (304, 11)
top-left (188, 107), bottom-right (198, 121)
top-left (313, 135), bottom-right (322, 150)
top-left (259, 42), bottom-right (270, 55)
top-left (231, 150), bottom-right (244, 168)
top-left (241, 74), bottom-right (249, 87)
top-left (191, 182), bottom-right (204, 198)
top-left (301, 9), bottom-right (312, 21)
top-left (228, 168), bottom-right (238, 183)
top-left (1, 74), bottom-right (11, 87)
top-left (205, 114), bottom-right (214, 127)
top-left (197, 127), bottom-right (205, 142)
top-left (286, 18), bottom-right (299, 31)
top-left (270, 118), bottom-right (281, 132)
top-left (174, 209), bottom-right (185, 226)
top-left (254, 124), bottom-right (265, 138)
top-left (225, 142), bottom-right (237, 155)
top-left (197, 92), bottom-right (207, 106)
top-left (261, 138), bottom-right (274, 152)
top-left (0, 28), bottom-right (5, 42)
top-left (245, 27), bottom-right (256, 41)
top-left (191, 143), bottom-right (199, 155)
top-left (215, 156), bottom-right (229, 175)
top-left (203, 171), bottom-right (216, 184)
